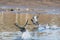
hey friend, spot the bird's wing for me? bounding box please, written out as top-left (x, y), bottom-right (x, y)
top-left (23, 20), bottom-right (28, 27)
top-left (14, 23), bottom-right (23, 29)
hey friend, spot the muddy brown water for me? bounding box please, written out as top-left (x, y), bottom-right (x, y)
top-left (0, 11), bottom-right (60, 32)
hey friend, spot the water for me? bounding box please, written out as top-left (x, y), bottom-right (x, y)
top-left (37, 24), bottom-right (60, 40)
top-left (39, 29), bottom-right (60, 40)
top-left (0, 26), bottom-right (60, 40)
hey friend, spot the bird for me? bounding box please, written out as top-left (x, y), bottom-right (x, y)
top-left (14, 20), bottom-right (28, 33)
top-left (14, 20), bottom-right (32, 39)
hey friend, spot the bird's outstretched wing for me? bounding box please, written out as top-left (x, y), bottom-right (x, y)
top-left (14, 23), bottom-right (26, 32)
top-left (14, 20), bottom-right (28, 32)
top-left (23, 20), bottom-right (28, 27)
top-left (14, 20), bottom-right (28, 27)
top-left (14, 23), bottom-right (22, 29)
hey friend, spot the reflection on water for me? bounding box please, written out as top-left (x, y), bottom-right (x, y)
top-left (1, 26), bottom-right (60, 40)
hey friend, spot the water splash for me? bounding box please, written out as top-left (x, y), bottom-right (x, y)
top-left (21, 30), bottom-right (32, 39)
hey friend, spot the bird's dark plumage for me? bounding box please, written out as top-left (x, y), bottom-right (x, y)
top-left (31, 19), bottom-right (39, 25)
top-left (14, 20), bottom-right (28, 32)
